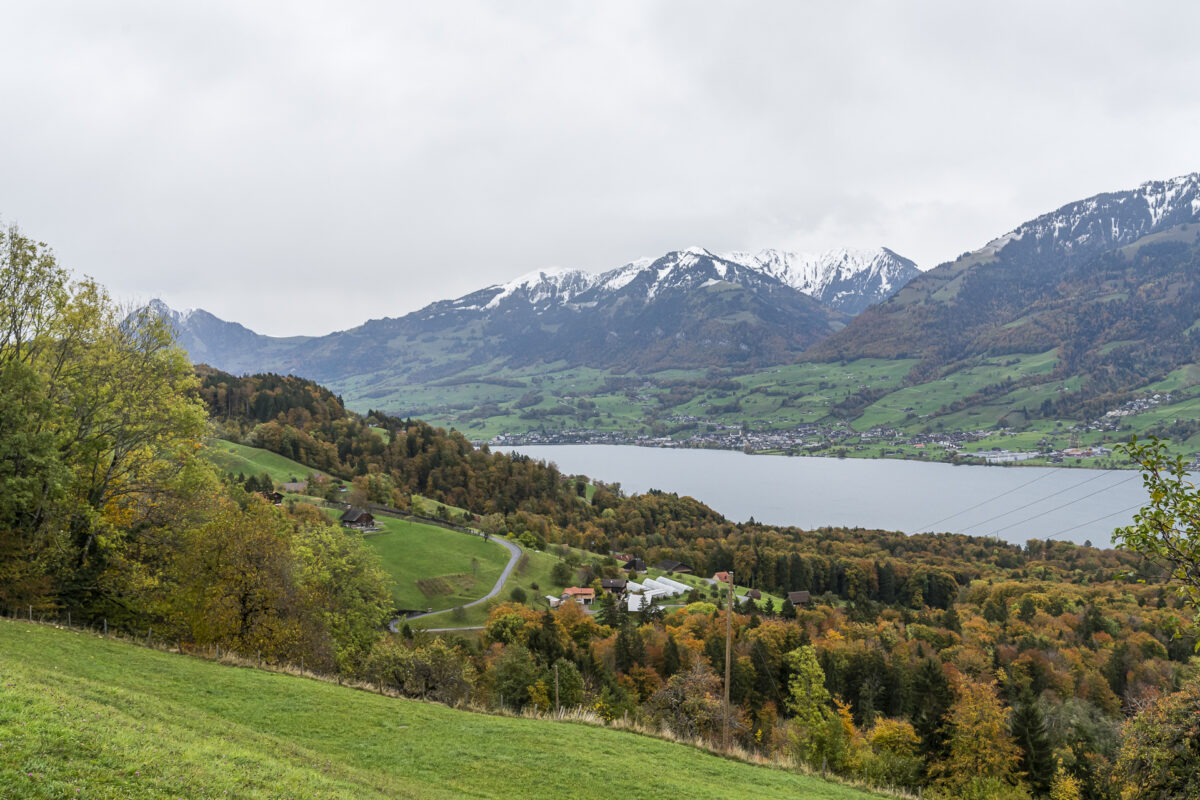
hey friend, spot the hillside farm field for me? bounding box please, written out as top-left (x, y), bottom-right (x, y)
top-left (0, 622), bottom-right (887, 800)
top-left (329, 512), bottom-right (511, 613)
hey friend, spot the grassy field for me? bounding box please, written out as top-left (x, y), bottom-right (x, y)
top-left (0, 622), bottom-right (886, 800)
top-left (324, 512), bottom-right (510, 613)
top-left (204, 440), bottom-right (317, 484)
top-left (410, 546), bottom-right (591, 629)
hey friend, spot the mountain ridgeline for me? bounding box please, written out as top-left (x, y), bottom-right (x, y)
top-left (158, 172), bottom-right (1200, 436)
top-left (815, 174), bottom-right (1200, 367)
top-left (153, 246), bottom-right (919, 383)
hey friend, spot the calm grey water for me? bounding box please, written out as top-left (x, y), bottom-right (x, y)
top-left (505, 445), bottom-right (1152, 548)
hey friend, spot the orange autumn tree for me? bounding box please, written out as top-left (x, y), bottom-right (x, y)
top-left (930, 675), bottom-right (1028, 799)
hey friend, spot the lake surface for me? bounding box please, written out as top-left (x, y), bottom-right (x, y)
top-left (504, 445), bottom-right (1152, 548)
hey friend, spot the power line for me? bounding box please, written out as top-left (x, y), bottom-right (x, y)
top-left (914, 468), bottom-right (1056, 532)
top-left (958, 469), bottom-right (1120, 534)
top-left (1042, 502), bottom-right (1146, 541)
top-left (977, 472), bottom-right (1141, 538)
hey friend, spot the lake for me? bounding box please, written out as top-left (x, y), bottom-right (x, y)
top-left (504, 445), bottom-right (1151, 548)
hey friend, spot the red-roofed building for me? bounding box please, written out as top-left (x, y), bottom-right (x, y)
top-left (561, 587), bottom-right (596, 606)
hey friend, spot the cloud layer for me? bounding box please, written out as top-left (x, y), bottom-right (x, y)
top-left (3, 1), bottom-right (1199, 334)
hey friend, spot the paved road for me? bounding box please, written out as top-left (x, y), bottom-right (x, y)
top-left (389, 534), bottom-right (522, 631)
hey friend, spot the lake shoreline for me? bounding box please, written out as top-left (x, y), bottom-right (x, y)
top-left (502, 444), bottom-right (1151, 548)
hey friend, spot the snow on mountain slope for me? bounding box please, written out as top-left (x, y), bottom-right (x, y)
top-left (973, 172), bottom-right (1200, 263)
top-left (721, 247), bottom-right (922, 315)
top-left (444, 245), bottom-right (918, 318)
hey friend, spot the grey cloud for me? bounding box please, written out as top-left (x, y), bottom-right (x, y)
top-left (2, 1), bottom-right (1199, 335)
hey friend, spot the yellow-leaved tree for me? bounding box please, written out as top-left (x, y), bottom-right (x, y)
top-left (929, 675), bottom-right (1030, 800)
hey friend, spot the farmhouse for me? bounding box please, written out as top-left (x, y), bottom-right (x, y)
top-left (711, 571), bottom-right (732, 584)
top-left (600, 578), bottom-right (627, 595)
top-left (561, 587), bottom-right (595, 606)
top-left (340, 507), bottom-right (376, 530)
top-left (623, 558), bottom-right (647, 574)
top-left (787, 590), bottom-right (811, 606)
top-left (655, 559), bottom-right (694, 575)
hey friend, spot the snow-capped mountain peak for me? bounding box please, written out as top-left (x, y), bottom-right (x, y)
top-left (719, 247), bottom-right (922, 315)
top-left (429, 244), bottom-right (919, 319)
top-left (481, 267), bottom-right (593, 310)
top-left (146, 298), bottom-right (200, 324)
top-left (972, 172), bottom-right (1200, 264)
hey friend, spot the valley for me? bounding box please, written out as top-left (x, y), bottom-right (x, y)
top-left (156, 174), bottom-right (1200, 470)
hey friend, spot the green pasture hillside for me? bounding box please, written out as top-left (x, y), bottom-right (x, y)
top-left (0, 622), bottom-right (885, 800)
top-left (204, 440), bottom-right (317, 484)
top-left (341, 513), bottom-right (511, 612)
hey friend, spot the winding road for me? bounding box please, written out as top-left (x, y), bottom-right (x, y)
top-left (389, 534), bottom-right (522, 631)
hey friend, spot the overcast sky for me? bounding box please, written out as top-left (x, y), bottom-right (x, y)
top-left (3, 2), bottom-right (1199, 335)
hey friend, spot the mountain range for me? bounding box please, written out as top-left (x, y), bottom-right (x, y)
top-left (812, 173), bottom-right (1200, 367)
top-left (153, 245), bottom-right (920, 383)
top-left (156, 172), bottom-right (1200, 430)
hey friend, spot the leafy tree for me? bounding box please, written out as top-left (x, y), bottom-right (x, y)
top-left (785, 645), bottom-right (833, 766)
top-left (491, 644), bottom-right (540, 709)
top-left (1115, 436), bottom-right (1200, 628)
top-left (1112, 677), bottom-right (1200, 799)
top-left (550, 559), bottom-right (574, 587)
top-left (932, 677), bottom-right (1022, 793)
top-left (366, 637), bottom-right (476, 704)
top-left (860, 719), bottom-right (923, 790)
top-left (549, 657), bottom-right (583, 708)
top-left (0, 226), bottom-right (207, 614)
top-left (647, 663), bottom-right (726, 740)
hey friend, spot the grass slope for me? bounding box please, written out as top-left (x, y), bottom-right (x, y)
top-left (0, 622), bottom-right (884, 800)
top-left (351, 514), bottom-right (510, 612)
top-left (204, 440), bottom-right (317, 484)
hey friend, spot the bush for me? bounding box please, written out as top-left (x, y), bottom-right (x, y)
top-left (509, 587), bottom-right (528, 604)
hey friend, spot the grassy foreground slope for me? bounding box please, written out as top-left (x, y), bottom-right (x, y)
top-left (0, 623), bottom-right (884, 800)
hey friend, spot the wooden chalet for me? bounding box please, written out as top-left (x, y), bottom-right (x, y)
top-left (340, 507), bottom-right (376, 530)
top-left (786, 590), bottom-right (811, 606)
top-left (623, 558), bottom-right (647, 574)
top-left (600, 578), bottom-right (627, 595)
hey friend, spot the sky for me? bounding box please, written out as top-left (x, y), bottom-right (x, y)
top-left (3, 1), bottom-right (1200, 336)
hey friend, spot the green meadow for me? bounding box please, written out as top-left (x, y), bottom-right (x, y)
top-left (204, 440), bottom-right (316, 484)
top-left (352, 514), bottom-right (511, 612)
top-left (0, 622), bottom-right (886, 800)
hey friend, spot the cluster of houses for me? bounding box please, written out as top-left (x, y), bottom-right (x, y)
top-left (547, 559), bottom-right (814, 614)
top-left (547, 572), bottom-right (698, 611)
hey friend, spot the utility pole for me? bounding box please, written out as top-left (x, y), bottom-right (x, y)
top-left (554, 662), bottom-right (560, 714)
top-left (723, 570), bottom-right (734, 751)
